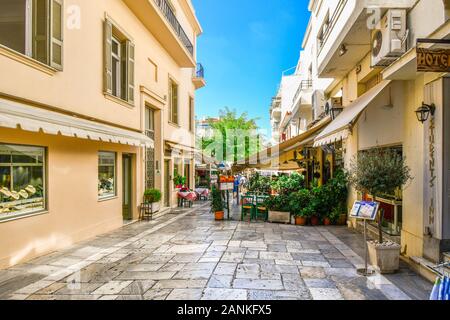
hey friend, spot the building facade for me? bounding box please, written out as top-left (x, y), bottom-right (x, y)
top-left (0, 0), bottom-right (204, 269)
top-left (266, 0), bottom-right (450, 278)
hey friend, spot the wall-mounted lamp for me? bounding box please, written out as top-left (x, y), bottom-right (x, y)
top-left (415, 102), bottom-right (436, 123)
top-left (339, 44), bottom-right (348, 56)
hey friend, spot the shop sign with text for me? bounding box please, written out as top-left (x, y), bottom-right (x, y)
top-left (417, 48), bottom-right (450, 72)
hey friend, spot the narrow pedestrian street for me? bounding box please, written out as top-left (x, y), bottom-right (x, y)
top-left (0, 203), bottom-right (431, 301)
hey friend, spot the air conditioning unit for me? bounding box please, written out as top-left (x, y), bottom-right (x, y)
top-left (311, 90), bottom-right (326, 121)
top-left (371, 9), bottom-right (407, 67)
top-left (325, 97), bottom-right (343, 120)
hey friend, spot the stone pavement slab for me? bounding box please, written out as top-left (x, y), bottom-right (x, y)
top-left (0, 203), bottom-right (431, 300)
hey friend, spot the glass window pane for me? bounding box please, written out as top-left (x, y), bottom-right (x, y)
top-left (52, 42), bottom-right (62, 65)
top-left (0, 144), bottom-right (45, 219)
top-left (0, 0), bottom-right (27, 54)
top-left (52, 1), bottom-right (62, 41)
top-left (98, 152), bottom-right (116, 198)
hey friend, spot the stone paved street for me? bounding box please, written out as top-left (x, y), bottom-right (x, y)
top-left (0, 203), bottom-right (431, 300)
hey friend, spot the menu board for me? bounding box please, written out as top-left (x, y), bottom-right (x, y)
top-left (349, 201), bottom-right (379, 221)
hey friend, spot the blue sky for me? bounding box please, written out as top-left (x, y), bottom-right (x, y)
top-left (192, 0), bottom-right (311, 130)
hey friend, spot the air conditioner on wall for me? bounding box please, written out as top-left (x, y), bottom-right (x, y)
top-left (325, 97), bottom-right (343, 120)
top-left (311, 90), bottom-right (326, 121)
top-left (371, 9), bottom-right (408, 67)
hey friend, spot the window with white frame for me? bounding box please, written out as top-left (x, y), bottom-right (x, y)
top-left (104, 19), bottom-right (135, 104)
top-left (0, 144), bottom-right (46, 220)
top-left (0, 0), bottom-right (64, 69)
top-left (98, 152), bottom-right (116, 199)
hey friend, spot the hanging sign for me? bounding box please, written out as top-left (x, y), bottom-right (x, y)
top-left (350, 201), bottom-right (379, 221)
top-left (416, 48), bottom-right (450, 72)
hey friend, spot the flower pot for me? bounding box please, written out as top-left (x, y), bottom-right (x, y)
top-left (323, 217), bottom-right (332, 226)
top-left (215, 211), bottom-right (224, 221)
top-left (151, 202), bottom-right (160, 213)
top-left (295, 216), bottom-right (307, 226)
top-left (367, 241), bottom-right (401, 274)
top-left (268, 211), bottom-right (291, 224)
top-left (310, 215), bottom-right (320, 226)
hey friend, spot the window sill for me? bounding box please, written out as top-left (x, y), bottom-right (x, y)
top-left (104, 93), bottom-right (135, 109)
top-left (168, 121), bottom-right (181, 128)
top-left (98, 196), bottom-right (118, 202)
top-left (0, 210), bottom-right (49, 224)
top-left (0, 44), bottom-right (58, 76)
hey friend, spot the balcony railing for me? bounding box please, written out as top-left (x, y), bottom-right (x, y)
top-left (154, 0), bottom-right (194, 56)
top-left (293, 80), bottom-right (313, 104)
top-left (195, 63), bottom-right (204, 78)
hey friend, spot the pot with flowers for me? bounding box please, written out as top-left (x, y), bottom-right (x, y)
top-left (347, 148), bottom-right (412, 273)
top-left (174, 174), bottom-right (187, 189)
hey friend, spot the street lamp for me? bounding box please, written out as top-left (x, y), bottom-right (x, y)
top-left (415, 102), bottom-right (435, 123)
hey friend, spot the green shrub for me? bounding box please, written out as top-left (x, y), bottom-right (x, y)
top-left (271, 172), bottom-right (305, 195)
top-left (211, 187), bottom-right (224, 213)
top-left (264, 194), bottom-right (291, 212)
top-left (144, 189), bottom-right (162, 203)
top-left (289, 189), bottom-right (311, 217)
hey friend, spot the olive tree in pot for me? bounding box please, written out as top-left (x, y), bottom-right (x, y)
top-left (347, 148), bottom-right (412, 273)
top-left (144, 189), bottom-right (162, 213)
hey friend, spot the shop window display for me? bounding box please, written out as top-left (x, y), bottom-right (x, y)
top-left (98, 152), bottom-right (116, 199)
top-left (0, 144), bottom-right (46, 219)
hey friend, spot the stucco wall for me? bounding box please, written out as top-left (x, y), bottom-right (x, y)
top-left (0, 127), bottom-right (142, 269)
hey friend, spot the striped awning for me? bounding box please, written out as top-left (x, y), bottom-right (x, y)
top-left (0, 97), bottom-right (154, 148)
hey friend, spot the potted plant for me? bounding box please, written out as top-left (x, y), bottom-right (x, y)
top-left (174, 174), bottom-right (187, 189)
top-left (347, 148), bottom-right (412, 273)
top-left (144, 188), bottom-right (162, 213)
top-left (289, 189), bottom-right (311, 226)
top-left (211, 187), bottom-right (224, 221)
top-left (265, 194), bottom-right (291, 224)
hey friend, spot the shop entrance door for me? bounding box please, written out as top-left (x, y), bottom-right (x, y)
top-left (164, 160), bottom-right (170, 207)
top-left (122, 154), bottom-right (133, 221)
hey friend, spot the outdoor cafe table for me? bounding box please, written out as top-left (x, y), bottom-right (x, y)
top-left (195, 188), bottom-right (210, 200)
top-left (177, 190), bottom-right (197, 207)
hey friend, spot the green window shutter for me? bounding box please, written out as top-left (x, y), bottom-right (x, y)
top-left (104, 19), bottom-right (113, 95)
top-left (32, 0), bottom-right (49, 65)
top-left (49, 0), bottom-right (63, 70)
top-left (126, 40), bottom-right (135, 104)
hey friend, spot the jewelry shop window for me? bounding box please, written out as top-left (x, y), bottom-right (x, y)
top-left (98, 151), bottom-right (116, 199)
top-left (0, 144), bottom-right (46, 220)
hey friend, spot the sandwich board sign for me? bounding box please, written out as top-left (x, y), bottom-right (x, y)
top-left (350, 201), bottom-right (379, 221)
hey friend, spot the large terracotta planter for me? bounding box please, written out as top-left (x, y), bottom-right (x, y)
top-left (367, 241), bottom-right (401, 274)
top-left (268, 211), bottom-right (291, 224)
top-left (323, 217), bottom-right (332, 226)
top-left (295, 216), bottom-right (307, 226)
top-left (215, 211), bottom-right (224, 221)
top-left (310, 215), bottom-right (320, 226)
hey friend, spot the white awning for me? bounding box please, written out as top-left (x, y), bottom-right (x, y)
top-left (314, 80), bottom-right (392, 147)
top-left (0, 98), bottom-right (154, 148)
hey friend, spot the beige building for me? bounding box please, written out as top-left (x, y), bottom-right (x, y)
top-left (309, 0), bottom-right (450, 279)
top-left (0, 0), bottom-right (204, 269)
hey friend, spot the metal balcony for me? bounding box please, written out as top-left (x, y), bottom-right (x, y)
top-left (154, 0), bottom-right (194, 56)
top-left (192, 63), bottom-right (206, 89)
top-left (293, 80), bottom-right (313, 104)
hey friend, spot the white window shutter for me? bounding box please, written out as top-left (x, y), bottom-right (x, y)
top-left (49, 0), bottom-right (63, 70)
top-left (32, 0), bottom-right (50, 65)
top-left (126, 40), bottom-right (135, 104)
top-left (104, 19), bottom-right (113, 95)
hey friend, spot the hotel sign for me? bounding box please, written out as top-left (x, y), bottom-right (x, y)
top-left (417, 48), bottom-right (450, 72)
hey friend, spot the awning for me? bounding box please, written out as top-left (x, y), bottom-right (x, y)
top-left (0, 97), bottom-right (154, 148)
top-left (245, 116), bottom-right (332, 167)
top-left (313, 80), bottom-right (392, 147)
top-left (165, 141), bottom-right (197, 153)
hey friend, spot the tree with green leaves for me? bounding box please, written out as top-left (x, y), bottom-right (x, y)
top-left (200, 107), bottom-right (265, 164)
